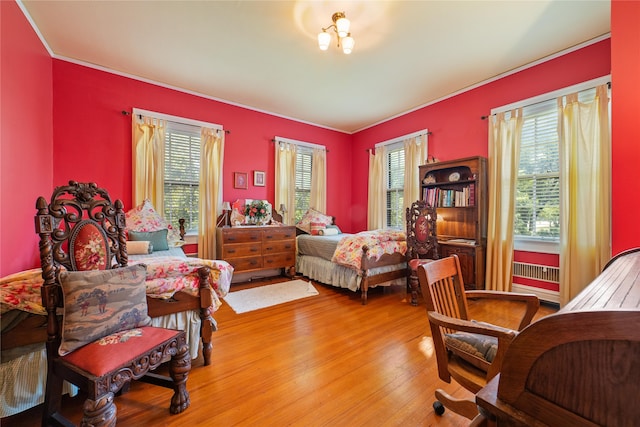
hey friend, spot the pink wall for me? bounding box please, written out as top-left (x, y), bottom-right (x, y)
top-left (611, 0), bottom-right (640, 256)
top-left (51, 60), bottom-right (353, 227)
top-left (350, 40), bottom-right (612, 233)
top-left (3, 2), bottom-right (639, 278)
top-left (0, 1), bottom-right (53, 277)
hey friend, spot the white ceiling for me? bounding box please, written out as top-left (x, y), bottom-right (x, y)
top-left (20, 0), bottom-right (610, 133)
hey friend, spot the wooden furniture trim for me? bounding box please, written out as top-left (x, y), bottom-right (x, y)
top-left (419, 156), bottom-right (487, 289)
top-left (216, 225), bottom-right (296, 277)
top-left (476, 249), bottom-right (640, 427)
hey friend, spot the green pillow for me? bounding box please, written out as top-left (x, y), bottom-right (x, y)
top-left (326, 224), bottom-right (342, 234)
top-left (128, 229), bottom-right (169, 251)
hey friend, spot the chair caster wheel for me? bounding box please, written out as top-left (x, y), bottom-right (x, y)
top-left (433, 400), bottom-right (445, 415)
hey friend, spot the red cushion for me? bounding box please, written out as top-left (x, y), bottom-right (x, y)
top-left (414, 215), bottom-right (430, 242)
top-left (70, 221), bottom-right (109, 271)
top-left (61, 326), bottom-right (182, 377)
top-left (409, 258), bottom-right (435, 272)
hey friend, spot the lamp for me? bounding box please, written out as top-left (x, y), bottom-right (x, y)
top-left (220, 201), bottom-right (232, 228)
top-left (318, 12), bottom-right (355, 55)
top-left (279, 203), bottom-right (288, 223)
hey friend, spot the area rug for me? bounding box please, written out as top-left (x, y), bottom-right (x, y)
top-left (223, 279), bottom-right (319, 314)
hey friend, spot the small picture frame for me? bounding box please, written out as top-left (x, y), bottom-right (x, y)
top-left (234, 172), bottom-right (248, 189)
top-left (254, 170), bottom-right (265, 187)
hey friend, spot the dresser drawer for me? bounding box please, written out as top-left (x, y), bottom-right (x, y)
top-left (221, 229), bottom-right (262, 244)
top-left (263, 252), bottom-right (296, 269)
top-left (221, 242), bottom-right (261, 258)
top-left (263, 228), bottom-right (296, 241)
top-left (226, 256), bottom-right (263, 272)
top-left (263, 240), bottom-right (295, 254)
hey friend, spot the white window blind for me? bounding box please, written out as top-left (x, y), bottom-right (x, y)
top-left (386, 142), bottom-right (405, 228)
top-left (295, 147), bottom-right (313, 222)
top-left (515, 86), bottom-right (602, 243)
top-left (515, 99), bottom-right (560, 240)
top-left (164, 122), bottom-right (200, 233)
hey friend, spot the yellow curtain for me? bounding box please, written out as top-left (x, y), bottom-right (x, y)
top-left (132, 115), bottom-right (166, 214)
top-left (403, 134), bottom-right (428, 211)
top-left (559, 84), bottom-right (611, 305)
top-left (275, 142), bottom-right (297, 225)
top-left (367, 145), bottom-right (387, 230)
top-left (198, 128), bottom-right (225, 259)
top-left (310, 147), bottom-right (327, 213)
top-left (485, 109), bottom-right (523, 292)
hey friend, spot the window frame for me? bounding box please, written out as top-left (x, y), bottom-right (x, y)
top-left (132, 108), bottom-right (223, 242)
top-left (163, 120), bottom-right (202, 237)
top-left (514, 99), bottom-right (560, 248)
top-left (490, 75), bottom-right (611, 254)
top-left (294, 146), bottom-right (313, 223)
top-left (385, 141), bottom-right (405, 229)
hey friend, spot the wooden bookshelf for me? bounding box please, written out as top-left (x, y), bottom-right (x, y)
top-left (420, 156), bottom-right (487, 289)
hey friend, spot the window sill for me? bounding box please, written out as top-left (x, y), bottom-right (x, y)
top-left (183, 233), bottom-right (198, 245)
top-left (514, 237), bottom-right (559, 254)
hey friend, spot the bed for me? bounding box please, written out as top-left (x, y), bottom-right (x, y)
top-left (295, 228), bottom-right (408, 304)
top-left (0, 187), bottom-right (233, 418)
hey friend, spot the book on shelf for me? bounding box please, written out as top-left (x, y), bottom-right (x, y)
top-left (423, 183), bottom-right (476, 208)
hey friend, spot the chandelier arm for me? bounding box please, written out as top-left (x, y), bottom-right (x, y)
top-left (321, 24), bottom-right (337, 33)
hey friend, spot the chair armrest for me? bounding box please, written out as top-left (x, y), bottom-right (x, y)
top-left (428, 311), bottom-right (518, 380)
top-left (427, 311), bottom-right (516, 340)
top-left (465, 291), bottom-right (540, 331)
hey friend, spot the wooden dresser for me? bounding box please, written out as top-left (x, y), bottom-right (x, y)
top-left (216, 226), bottom-right (296, 277)
top-left (476, 248), bottom-right (640, 427)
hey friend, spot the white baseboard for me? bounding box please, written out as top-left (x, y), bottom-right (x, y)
top-left (512, 283), bottom-right (560, 304)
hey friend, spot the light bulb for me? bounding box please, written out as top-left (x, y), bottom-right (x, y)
top-left (318, 31), bottom-right (331, 51)
top-left (342, 35), bottom-right (355, 54)
top-left (336, 17), bottom-right (350, 38)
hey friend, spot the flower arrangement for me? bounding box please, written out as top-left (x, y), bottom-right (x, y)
top-left (245, 200), bottom-right (269, 223)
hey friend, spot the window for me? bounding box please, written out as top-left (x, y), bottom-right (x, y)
top-left (294, 147), bottom-right (313, 222)
top-left (515, 99), bottom-right (560, 240)
top-left (514, 86), bottom-right (603, 249)
top-left (386, 142), bottom-right (405, 228)
top-left (164, 122), bottom-right (201, 234)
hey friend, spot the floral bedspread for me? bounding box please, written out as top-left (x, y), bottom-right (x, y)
top-left (331, 229), bottom-right (407, 270)
top-left (0, 258), bottom-right (233, 316)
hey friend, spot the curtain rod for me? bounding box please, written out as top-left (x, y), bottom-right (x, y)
top-left (272, 137), bottom-right (329, 153)
top-left (121, 110), bottom-right (230, 134)
top-left (374, 129), bottom-right (431, 148)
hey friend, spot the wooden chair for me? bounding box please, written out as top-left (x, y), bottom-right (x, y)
top-left (35, 181), bottom-right (191, 426)
top-left (416, 255), bottom-right (539, 421)
top-left (406, 199), bottom-right (439, 306)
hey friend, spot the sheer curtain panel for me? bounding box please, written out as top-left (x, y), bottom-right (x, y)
top-left (485, 110), bottom-right (523, 292)
top-left (132, 115), bottom-right (166, 213)
top-left (559, 84), bottom-right (611, 305)
top-left (367, 146), bottom-right (387, 230)
top-left (403, 134), bottom-right (427, 211)
top-left (198, 128), bottom-right (225, 259)
top-left (310, 148), bottom-right (327, 213)
top-left (275, 142), bottom-right (297, 225)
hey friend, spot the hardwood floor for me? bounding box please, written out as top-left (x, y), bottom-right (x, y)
top-left (4, 277), bottom-right (556, 427)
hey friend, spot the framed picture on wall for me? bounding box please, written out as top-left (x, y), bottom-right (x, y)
top-left (234, 172), bottom-right (248, 189)
top-left (254, 170), bottom-right (265, 187)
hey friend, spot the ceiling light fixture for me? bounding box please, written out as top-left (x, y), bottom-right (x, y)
top-left (318, 12), bottom-right (355, 54)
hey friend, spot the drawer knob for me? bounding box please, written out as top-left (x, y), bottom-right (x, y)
top-left (228, 249), bottom-right (236, 254)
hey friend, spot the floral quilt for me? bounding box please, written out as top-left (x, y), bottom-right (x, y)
top-left (331, 229), bottom-right (407, 270)
top-left (0, 258), bottom-right (233, 316)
